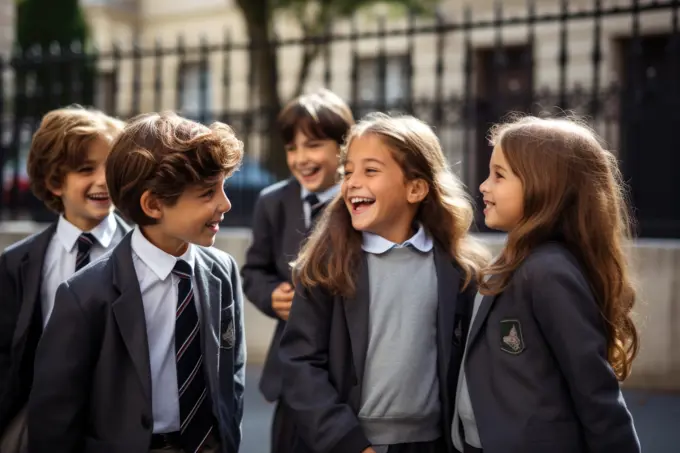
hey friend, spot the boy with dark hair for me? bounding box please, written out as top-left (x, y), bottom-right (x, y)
top-left (0, 106), bottom-right (127, 452)
top-left (27, 112), bottom-right (246, 453)
top-left (241, 88), bottom-right (355, 453)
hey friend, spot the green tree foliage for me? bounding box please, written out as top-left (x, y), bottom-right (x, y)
top-left (16, 0), bottom-right (88, 48)
top-left (15, 0), bottom-right (94, 116)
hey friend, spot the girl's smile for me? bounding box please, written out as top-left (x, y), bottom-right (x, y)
top-left (342, 134), bottom-right (421, 244)
top-left (348, 196), bottom-right (376, 215)
top-left (483, 198), bottom-right (495, 216)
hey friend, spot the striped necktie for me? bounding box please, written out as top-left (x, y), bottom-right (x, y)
top-left (172, 260), bottom-right (215, 453)
top-left (305, 193), bottom-right (325, 225)
top-left (75, 233), bottom-right (96, 271)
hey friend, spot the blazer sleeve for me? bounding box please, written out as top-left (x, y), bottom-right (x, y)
top-left (241, 194), bottom-right (284, 319)
top-left (27, 281), bottom-right (97, 453)
top-left (526, 257), bottom-right (641, 453)
top-left (279, 285), bottom-right (370, 453)
top-left (0, 252), bottom-right (18, 400)
top-left (226, 255), bottom-right (246, 452)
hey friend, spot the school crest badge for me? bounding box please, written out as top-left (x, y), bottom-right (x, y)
top-left (221, 318), bottom-right (235, 350)
top-left (500, 319), bottom-right (525, 354)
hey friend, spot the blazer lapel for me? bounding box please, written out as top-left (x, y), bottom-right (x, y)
top-left (283, 179), bottom-right (306, 248)
top-left (12, 223), bottom-right (57, 351)
top-left (343, 254), bottom-right (370, 399)
top-left (110, 233), bottom-right (152, 404)
top-left (467, 292), bottom-right (498, 349)
top-left (434, 244), bottom-right (460, 382)
top-left (193, 252), bottom-right (222, 406)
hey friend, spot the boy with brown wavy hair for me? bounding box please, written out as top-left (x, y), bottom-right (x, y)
top-left (242, 88), bottom-right (354, 453)
top-left (28, 112), bottom-right (246, 453)
top-left (0, 106), bottom-right (127, 452)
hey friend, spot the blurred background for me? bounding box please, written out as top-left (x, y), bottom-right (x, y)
top-left (0, 0), bottom-right (678, 452)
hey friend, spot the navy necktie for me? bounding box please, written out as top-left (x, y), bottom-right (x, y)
top-left (173, 260), bottom-right (214, 452)
top-left (305, 193), bottom-right (324, 224)
top-left (75, 233), bottom-right (96, 271)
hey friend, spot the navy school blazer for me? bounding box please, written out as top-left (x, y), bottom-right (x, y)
top-left (0, 214), bottom-right (130, 432)
top-left (460, 242), bottom-right (640, 453)
top-left (26, 232), bottom-right (246, 453)
top-left (241, 178), bottom-right (315, 402)
top-left (278, 243), bottom-right (476, 453)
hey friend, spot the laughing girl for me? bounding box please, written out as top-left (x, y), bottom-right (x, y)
top-left (278, 113), bottom-right (488, 453)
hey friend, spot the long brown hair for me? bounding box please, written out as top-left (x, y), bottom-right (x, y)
top-left (480, 115), bottom-right (639, 381)
top-left (294, 113), bottom-right (489, 297)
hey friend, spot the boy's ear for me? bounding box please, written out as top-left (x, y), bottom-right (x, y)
top-left (140, 190), bottom-right (164, 220)
top-left (46, 180), bottom-right (63, 197)
top-left (407, 178), bottom-right (429, 204)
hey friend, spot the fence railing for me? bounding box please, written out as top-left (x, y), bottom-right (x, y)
top-left (1, 0), bottom-right (678, 237)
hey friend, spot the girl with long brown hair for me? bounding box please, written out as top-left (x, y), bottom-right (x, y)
top-left (453, 115), bottom-right (640, 453)
top-left (278, 113), bottom-right (488, 453)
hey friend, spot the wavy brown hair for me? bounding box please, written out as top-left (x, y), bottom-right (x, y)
top-left (480, 115), bottom-right (639, 380)
top-left (294, 113), bottom-right (489, 297)
top-left (28, 105), bottom-right (125, 212)
top-left (106, 111), bottom-right (243, 225)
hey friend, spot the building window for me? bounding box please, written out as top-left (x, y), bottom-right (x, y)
top-left (178, 62), bottom-right (212, 121)
top-left (355, 54), bottom-right (410, 116)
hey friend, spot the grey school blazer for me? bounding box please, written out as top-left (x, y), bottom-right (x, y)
top-left (241, 178), bottom-right (309, 403)
top-left (279, 245), bottom-right (474, 453)
top-left (27, 232), bottom-right (246, 453)
top-left (0, 214), bottom-right (130, 433)
top-left (455, 242), bottom-right (640, 453)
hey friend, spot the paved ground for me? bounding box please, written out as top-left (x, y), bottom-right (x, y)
top-left (241, 365), bottom-right (680, 453)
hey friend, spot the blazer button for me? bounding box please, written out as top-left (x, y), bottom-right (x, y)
top-left (141, 414), bottom-right (152, 430)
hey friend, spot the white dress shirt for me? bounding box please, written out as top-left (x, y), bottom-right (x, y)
top-left (41, 213), bottom-right (121, 327)
top-left (130, 227), bottom-right (201, 434)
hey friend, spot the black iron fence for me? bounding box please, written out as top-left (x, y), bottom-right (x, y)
top-left (1, 0), bottom-right (678, 237)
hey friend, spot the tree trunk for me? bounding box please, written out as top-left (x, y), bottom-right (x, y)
top-left (234, 0), bottom-right (289, 180)
top-left (292, 38), bottom-right (322, 99)
top-left (292, 5), bottom-right (333, 98)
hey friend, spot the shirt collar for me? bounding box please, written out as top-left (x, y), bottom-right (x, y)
top-left (56, 213), bottom-right (118, 252)
top-left (361, 223), bottom-right (434, 255)
top-left (130, 227), bottom-right (196, 281)
top-left (300, 183), bottom-right (341, 204)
